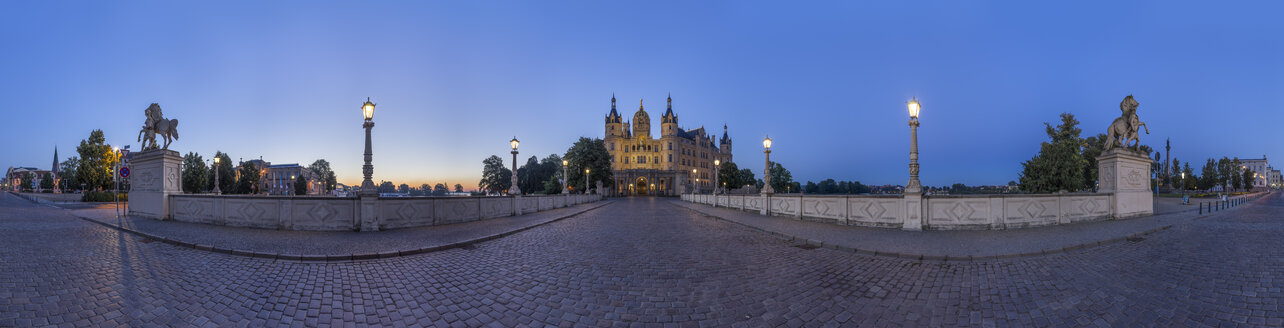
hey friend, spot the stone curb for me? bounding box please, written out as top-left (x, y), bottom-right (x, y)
top-left (73, 200), bottom-right (613, 262)
top-left (674, 201), bottom-right (1182, 262)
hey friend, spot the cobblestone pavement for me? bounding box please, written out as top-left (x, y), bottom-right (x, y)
top-left (2, 192), bottom-right (1283, 326)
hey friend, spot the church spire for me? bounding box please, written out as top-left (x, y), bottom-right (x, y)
top-left (611, 93), bottom-right (616, 110)
top-left (639, 99), bottom-right (644, 110)
top-left (51, 146), bottom-right (59, 173)
top-left (667, 92), bottom-right (672, 110)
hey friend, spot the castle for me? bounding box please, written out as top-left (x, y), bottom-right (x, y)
top-left (604, 94), bottom-right (731, 196)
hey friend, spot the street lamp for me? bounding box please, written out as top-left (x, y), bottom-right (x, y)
top-left (693, 169), bottom-right (699, 194)
top-left (290, 174), bottom-right (296, 196)
top-left (585, 168), bottom-right (590, 194)
top-left (562, 159), bottom-right (569, 194)
top-left (212, 156), bottom-right (222, 195)
top-left (360, 97), bottom-right (377, 196)
top-left (905, 98), bottom-right (922, 194)
top-left (761, 136), bottom-right (774, 195)
top-left (713, 159), bottom-right (721, 195)
top-left (509, 137), bottom-right (521, 195)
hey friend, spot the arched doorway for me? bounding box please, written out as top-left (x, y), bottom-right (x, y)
top-left (635, 177), bottom-right (650, 196)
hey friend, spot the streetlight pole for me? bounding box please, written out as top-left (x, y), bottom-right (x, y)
top-left (213, 156), bottom-right (222, 195)
top-left (360, 98), bottom-right (377, 196)
top-left (509, 137), bottom-right (521, 195)
top-left (290, 175), bottom-right (296, 196)
top-left (713, 159), bottom-right (721, 195)
top-left (905, 98), bottom-right (922, 194)
top-left (693, 169), bottom-right (699, 194)
top-left (585, 168), bottom-right (590, 194)
top-left (761, 136), bottom-right (774, 195)
top-left (562, 159), bottom-right (569, 194)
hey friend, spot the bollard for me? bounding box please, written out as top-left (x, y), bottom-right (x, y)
top-left (1199, 202), bottom-right (1203, 214)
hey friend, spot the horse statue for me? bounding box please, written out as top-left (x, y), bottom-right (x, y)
top-left (1104, 95), bottom-right (1148, 151)
top-left (137, 103), bottom-right (179, 150)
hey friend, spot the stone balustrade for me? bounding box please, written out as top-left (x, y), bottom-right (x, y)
top-left (169, 194), bottom-right (602, 231)
top-left (681, 192), bottom-right (1115, 230)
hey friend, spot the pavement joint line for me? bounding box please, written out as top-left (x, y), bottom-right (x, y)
top-left (69, 199), bottom-right (613, 262)
top-left (673, 199), bottom-right (1188, 262)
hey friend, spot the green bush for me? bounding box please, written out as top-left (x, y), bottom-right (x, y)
top-left (82, 191), bottom-right (128, 202)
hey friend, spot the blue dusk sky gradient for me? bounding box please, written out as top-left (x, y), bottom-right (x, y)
top-left (2, 1), bottom-right (1282, 190)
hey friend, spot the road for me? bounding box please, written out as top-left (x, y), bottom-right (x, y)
top-left (1, 193), bottom-right (1282, 327)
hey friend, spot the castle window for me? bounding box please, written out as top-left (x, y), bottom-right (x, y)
top-left (610, 143), bottom-right (615, 150)
top-left (624, 157), bottom-right (629, 164)
top-left (668, 154), bottom-right (672, 162)
top-left (668, 143), bottom-right (672, 150)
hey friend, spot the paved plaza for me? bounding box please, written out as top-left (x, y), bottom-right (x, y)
top-left (2, 192), bottom-right (1283, 327)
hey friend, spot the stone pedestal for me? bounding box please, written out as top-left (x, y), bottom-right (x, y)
top-left (360, 195), bottom-right (379, 232)
top-left (902, 193), bottom-right (924, 231)
top-left (1097, 148), bottom-right (1154, 219)
top-left (128, 150), bottom-right (182, 220)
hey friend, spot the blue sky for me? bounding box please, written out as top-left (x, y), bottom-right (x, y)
top-left (2, 1), bottom-right (1282, 189)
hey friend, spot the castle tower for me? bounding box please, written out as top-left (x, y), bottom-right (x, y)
top-left (633, 99), bottom-right (651, 139)
top-left (605, 93), bottom-right (623, 138)
top-left (720, 124), bottom-right (733, 162)
top-left (661, 93), bottom-right (678, 136)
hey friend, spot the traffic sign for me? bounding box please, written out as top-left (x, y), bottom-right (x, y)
top-left (119, 167), bottom-right (130, 178)
top-left (120, 149), bottom-right (130, 162)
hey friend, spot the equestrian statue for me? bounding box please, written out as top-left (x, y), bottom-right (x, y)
top-left (1104, 95), bottom-right (1148, 151)
top-left (137, 103), bottom-right (179, 150)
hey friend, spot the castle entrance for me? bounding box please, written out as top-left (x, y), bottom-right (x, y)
top-left (634, 177), bottom-right (650, 196)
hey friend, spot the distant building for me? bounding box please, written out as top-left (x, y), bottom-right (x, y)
top-left (1270, 170), bottom-right (1282, 189)
top-left (264, 163), bottom-right (323, 195)
top-left (1239, 157), bottom-right (1272, 191)
top-left (5, 167), bottom-right (51, 192)
top-left (604, 94), bottom-right (731, 196)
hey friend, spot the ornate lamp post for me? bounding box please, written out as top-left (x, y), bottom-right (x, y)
top-left (289, 174), bottom-right (296, 196)
top-left (360, 98), bottom-right (377, 196)
top-left (212, 156), bottom-right (222, 195)
top-left (562, 159), bottom-right (569, 194)
top-left (761, 136), bottom-right (774, 195)
top-left (585, 168), bottom-right (590, 194)
top-left (905, 98), bottom-right (922, 194)
top-left (713, 159), bottom-right (721, 194)
top-left (693, 169), bottom-right (699, 194)
top-left (509, 137), bottom-right (521, 195)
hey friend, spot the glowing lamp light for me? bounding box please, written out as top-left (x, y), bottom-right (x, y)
top-left (562, 160), bottom-right (568, 166)
top-left (714, 159), bottom-right (720, 166)
top-left (908, 97), bottom-right (921, 119)
top-left (510, 137), bottom-right (520, 151)
top-left (362, 97), bottom-right (376, 120)
top-left (763, 136), bottom-right (772, 150)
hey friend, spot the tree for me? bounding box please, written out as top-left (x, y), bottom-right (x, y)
top-left (479, 155), bottom-right (511, 194)
top-left (20, 172), bottom-right (33, 192)
top-left (717, 161), bottom-right (743, 191)
top-left (1169, 158), bottom-right (1182, 188)
top-left (207, 152), bottom-right (235, 194)
top-left (75, 130), bottom-right (119, 191)
top-left (39, 172), bottom-right (54, 192)
top-left (419, 184), bottom-right (431, 196)
top-left (737, 169), bottom-right (756, 190)
top-left (1183, 163), bottom-right (1197, 191)
top-left (234, 161), bottom-right (261, 194)
top-left (296, 175), bottom-right (309, 195)
top-left (517, 156), bottom-right (542, 194)
top-left (434, 183), bottom-right (448, 196)
top-left (59, 157), bottom-right (80, 192)
top-left (181, 152), bottom-right (209, 193)
top-left (1230, 158), bottom-right (1243, 191)
top-left (308, 159), bottom-right (337, 192)
top-left (1199, 159), bottom-right (1219, 191)
top-left (768, 162), bottom-right (793, 192)
top-left (564, 137), bottom-right (613, 193)
top-left (454, 184), bottom-right (464, 193)
top-left (377, 181), bottom-right (395, 193)
top-left (1080, 133), bottom-right (1108, 189)
top-left (1242, 168), bottom-right (1256, 192)
top-left (1019, 113), bottom-right (1086, 193)
top-left (397, 183), bottom-right (410, 194)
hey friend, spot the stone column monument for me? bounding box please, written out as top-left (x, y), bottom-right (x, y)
top-left (1098, 95), bottom-right (1154, 219)
top-left (130, 103), bottom-right (183, 220)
